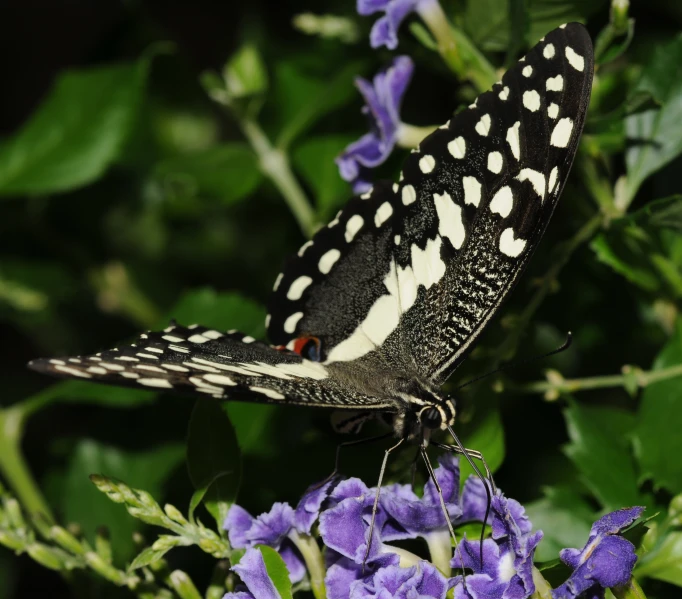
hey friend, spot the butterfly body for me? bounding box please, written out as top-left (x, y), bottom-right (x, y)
top-left (29, 24), bottom-right (594, 446)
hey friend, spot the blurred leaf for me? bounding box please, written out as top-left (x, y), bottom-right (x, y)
top-left (225, 403), bottom-right (279, 457)
top-left (187, 399), bottom-right (241, 527)
top-left (0, 60), bottom-right (149, 196)
top-left (594, 18), bottom-right (635, 65)
top-left (292, 135), bottom-right (355, 218)
top-left (26, 380), bottom-right (157, 411)
top-left (62, 440), bottom-right (184, 562)
top-left (274, 60), bottom-right (363, 149)
top-left (458, 394), bottom-right (505, 485)
top-left (0, 552), bottom-right (15, 599)
top-left (155, 143), bottom-right (262, 205)
top-left (166, 289), bottom-right (266, 339)
top-left (563, 401), bottom-right (642, 511)
top-left (525, 486), bottom-right (595, 561)
top-left (625, 36), bottom-right (682, 203)
top-left (632, 319), bottom-right (682, 494)
top-left (128, 543), bottom-right (176, 571)
top-left (223, 44), bottom-right (268, 100)
top-left (257, 545), bottom-right (294, 599)
top-left (590, 233), bottom-right (660, 292)
top-left (637, 531), bottom-right (682, 586)
top-left (461, 0), bottom-right (605, 52)
top-left (628, 195), bottom-right (682, 231)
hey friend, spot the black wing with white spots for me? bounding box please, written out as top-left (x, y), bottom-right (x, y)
top-left (28, 324), bottom-right (397, 410)
top-left (30, 24), bottom-right (593, 412)
top-left (268, 23), bottom-right (593, 385)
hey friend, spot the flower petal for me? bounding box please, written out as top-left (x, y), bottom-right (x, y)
top-left (232, 548), bottom-right (282, 599)
top-left (294, 480), bottom-right (334, 534)
top-left (224, 505), bottom-right (255, 548)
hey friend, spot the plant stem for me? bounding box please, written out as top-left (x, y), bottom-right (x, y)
top-left (238, 117), bottom-right (317, 238)
top-left (290, 531), bottom-right (326, 599)
top-left (516, 363), bottom-right (682, 396)
top-left (497, 212), bottom-right (603, 360)
top-left (613, 577), bottom-right (648, 599)
top-left (0, 406), bottom-right (54, 528)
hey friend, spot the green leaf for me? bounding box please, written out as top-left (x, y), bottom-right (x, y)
top-left (632, 319), bottom-right (682, 494)
top-left (257, 545), bottom-right (294, 599)
top-left (458, 394), bottom-right (505, 485)
top-left (128, 543), bottom-right (175, 571)
top-left (223, 44), bottom-right (268, 100)
top-left (62, 440), bottom-right (184, 562)
top-left (0, 60), bottom-right (149, 196)
top-left (292, 135), bottom-right (355, 219)
top-left (628, 195), bottom-right (682, 231)
top-left (625, 36), bottom-right (682, 203)
top-left (562, 401), bottom-right (642, 511)
top-left (525, 486), bottom-right (595, 561)
top-left (636, 531), bottom-right (682, 586)
top-left (166, 289), bottom-right (266, 339)
top-left (590, 233), bottom-right (661, 292)
top-left (274, 60), bottom-right (364, 149)
top-left (25, 380), bottom-right (157, 411)
top-left (186, 398), bottom-right (241, 527)
top-left (155, 143), bottom-right (262, 205)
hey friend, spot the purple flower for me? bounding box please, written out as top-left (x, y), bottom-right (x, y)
top-left (351, 560), bottom-right (450, 599)
top-left (224, 547), bottom-right (282, 599)
top-left (357, 0), bottom-right (440, 49)
top-left (336, 56), bottom-right (414, 192)
top-left (224, 482), bottom-right (333, 584)
top-left (552, 507), bottom-right (644, 599)
top-left (451, 494), bottom-right (542, 599)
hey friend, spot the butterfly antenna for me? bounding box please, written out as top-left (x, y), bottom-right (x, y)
top-left (362, 437), bottom-right (405, 571)
top-left (455, 331), bottom-right (573, 391)
top-left (420, 445), bottom-right (469, 591)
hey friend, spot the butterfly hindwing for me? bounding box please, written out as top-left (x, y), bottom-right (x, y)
top-left (267, 23), bottom-right (593, 384)
top-left (28, 324), bottom-right (396, 410)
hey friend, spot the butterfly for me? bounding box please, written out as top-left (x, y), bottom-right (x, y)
top-left (30, 24), bottom-right (593, 473)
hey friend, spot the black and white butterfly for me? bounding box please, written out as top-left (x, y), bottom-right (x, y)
top-left (30, 24), bottom-right (593, 467)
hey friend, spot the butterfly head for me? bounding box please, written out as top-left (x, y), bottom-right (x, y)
top-left (393, 382), bottom-right (456, 438)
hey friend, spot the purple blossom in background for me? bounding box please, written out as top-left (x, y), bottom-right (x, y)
top-left (336, 56), bottom-right (413, 192)
top-left (357, 0), bottom-right (441, 49)
top-left (223, 457), bottom-right (643, 599)
top-left (552, 507), bottom-right (644, 599)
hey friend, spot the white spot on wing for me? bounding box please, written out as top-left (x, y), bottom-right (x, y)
top-left (138, 378), bottom-right (173, 389)
top-left (463, 176), bottom-right (481, 207)
top-left (549, 167), bottom-right (559, 194)
top-left (284, 312), bottom-right (303, 334)
top-left (375, 202), bottom-right (393, 227)
top-left (419, 155), bottom-right (436, 173)
top-left (490, 186), bottom-right (514, 218)
top-left (345, 214), bottom-right (364, 242)
top-left (500, 228), bottom-right (527, 257)
top-left (402, 185), bottom-right (417, 206)
top-left (523, 90), bottom-right (541, 112)
top-left (550, 118), bottom-right (574, 148)
top-left (475, 114), bottom-right (491, 136)
top-left (250, 386), bottom-right (285, 400)
top-left (447, 136), bottom-right (466, 159)
top-left (297, 240), bottom-right (313, 257)
top-left (546, 75), bottom-right (563, 92)
top-left (499, 86), bottom-right (509, 101)
top-left (548, 103), bottom-right (559, 119)
top-left (516, 168), bottom-right (546, 200)
top-left (188, 334), bottom-right (210, 344)
top-left (273, 273), bottom-right (284, 291)
top-left (565, 46), bottom-right (585, 71)
top-left (204, 374), bottom-right (237, 386)
top-left (162, 335), bottom-right (184, 343)
top-left (522, 65), bottom-right (533, 77)
top-left (433, 192), bottom-right (465, 249)
top-left (318, 249), bottom-right (341, 274)
top-left (394, 235), bottom-right (401, 245)
top-left (287, 276), bottom-right (312, 300)
top-left (487, 151), bottom-right (503, 174)
top-left (506, 121), bottom-right (521, 160)
top-left (543, 43), bottom-right (555, 59)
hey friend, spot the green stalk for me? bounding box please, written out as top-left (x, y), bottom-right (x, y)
top-left (0, 406), bottom-right (53, 531)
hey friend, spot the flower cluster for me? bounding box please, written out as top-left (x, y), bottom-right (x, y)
top-left (222, 456), bottom-right (642, 599)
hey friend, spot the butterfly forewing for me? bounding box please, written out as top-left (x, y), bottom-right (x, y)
top-left (267, 23), bottom-right (593, 385)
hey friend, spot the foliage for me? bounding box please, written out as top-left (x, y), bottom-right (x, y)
top-left (1, 0), bottom-right (682, 598)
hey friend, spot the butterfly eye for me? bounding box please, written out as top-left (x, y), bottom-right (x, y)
top-left (420, 407), bottom-right (442, 429)
top-left (292, 336), bottom-right (322, 361)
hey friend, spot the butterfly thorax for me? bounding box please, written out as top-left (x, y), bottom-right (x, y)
top-left (391, 381), bottom-right (455, 440)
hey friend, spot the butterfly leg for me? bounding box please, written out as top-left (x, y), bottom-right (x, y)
top-left (311, 432), bottom-right (393, 491)
top-left (420, 445), bottom-right (468, 591)
top-left (362, 437), bottom-right (406, 569)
